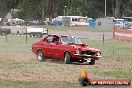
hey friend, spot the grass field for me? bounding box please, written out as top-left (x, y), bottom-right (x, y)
top-left (1, 25), bottom-right (112, 32)
top-left (0, 35), bottom-right (131, 88)
top-left (1, 35), bottom-right (131, 59)
top-left (0, 79), bottom-right (131, 88)
top-left (44, 25), bottom-right (113, 32)
top-left (86, 39), bottom-right (132, 60)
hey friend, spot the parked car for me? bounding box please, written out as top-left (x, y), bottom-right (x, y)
top-left (0, 28), bottom-right (11, 36)
top-left (32, 34), bottom-right (101, 65)
top-left (25, 20), bottom-right (44, 26)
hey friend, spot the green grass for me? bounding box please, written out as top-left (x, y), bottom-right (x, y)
top-left (0, 36), bottom-right (132, 60)
top-left (0, 35), bottom-right (132, 88)
top-left (0, 79), bottom-right (131, 88)
top-left (84, 39), bottom-right (132, 60)
top-left (1, 25), bottom-right (113, 33)
top-left (0, 35), bottom-right (40, 54)
top-left (44, 25), bottom-right (112, 32)
top-left (0, 79), bottom-right (80, 88)
top-left (101, 70), bottom-right (132, 79)
top-left (92, 70), bottom-right (132, 79)
top-left (88, 27), bottom-right (112, 32)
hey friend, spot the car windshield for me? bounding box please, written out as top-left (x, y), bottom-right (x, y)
top-left (60, 36), bottom-right (82, 44)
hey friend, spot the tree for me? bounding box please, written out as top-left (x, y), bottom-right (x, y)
top-left (14, 0), bottom-right (132, 19)
top-left (47, 0), bottom-right (62, 20)
top-left (111, 0), bottom-right (129, 18)
top-left (82, 0), bottom-right (105, 18)
top-left (17, 0), bottom-right (63, 20)
top-left (64, 0), bottom-right (83, 16)
top-left (0, 0), bottom-right (22, 18)
top-left (125, 0), bottom-right (132, 16)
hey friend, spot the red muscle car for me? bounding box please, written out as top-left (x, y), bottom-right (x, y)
top-left (32, 34), bottom-right (101, 65)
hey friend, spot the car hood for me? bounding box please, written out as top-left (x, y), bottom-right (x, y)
top-left (69, 44), bottom-right (100, 52)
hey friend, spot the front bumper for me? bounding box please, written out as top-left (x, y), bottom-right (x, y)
top-left (74, 54), bottom-right (102, 58)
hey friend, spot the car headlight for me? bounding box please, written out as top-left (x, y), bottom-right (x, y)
top-left (76, 50), bottom-right (81, 54)
top-left (96, 52), bottom-right (101, 56)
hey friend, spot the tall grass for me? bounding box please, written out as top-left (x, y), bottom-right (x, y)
top-left (0, 35), bottom-right (132, 59)
top-left (0, 35), bottom-right (40, 55)
top-left (82, 39), bottom-right (132, 60)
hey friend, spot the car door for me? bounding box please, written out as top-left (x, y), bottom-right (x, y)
top-left (48, 35), bottom-right (62, 59)
top-left (42, 35), bottom-right (55, 57)
top-left (51, 36), bottom-right (69, 59)
top-left (54, 43), bottom-right (68, 59)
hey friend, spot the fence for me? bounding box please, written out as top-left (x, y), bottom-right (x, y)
top-left (113, 27), bottom-right (132, 42)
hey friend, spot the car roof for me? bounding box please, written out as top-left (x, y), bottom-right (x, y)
top-left (48, 34), bottom-right (70, 37)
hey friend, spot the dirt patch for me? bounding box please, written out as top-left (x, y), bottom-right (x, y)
top-left (93, 58), bottom-right (132, 71)
top-left (0, 55), bottom-right (131, 83)
top-left (0, 54), bottom-right (36, 62)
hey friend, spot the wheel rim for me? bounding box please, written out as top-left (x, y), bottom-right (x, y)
top-left (64, 54), bottom-right (67, 63)
top-left (37, 52), bottom-right (42, 61)
top-left (64, 53), bottom-right (70, 63)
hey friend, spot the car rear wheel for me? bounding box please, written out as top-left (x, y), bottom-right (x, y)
top-left (89, 60), bottom-right (95, 65)
top-left (37, 50), bottom-right (46, 62)
top-left (64, 52), bottom-right (71, 64)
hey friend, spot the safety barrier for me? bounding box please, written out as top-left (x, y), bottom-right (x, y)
top-left (113, 27), bottom-right (132, 42)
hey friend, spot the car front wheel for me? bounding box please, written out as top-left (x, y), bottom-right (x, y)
top-left (89, 60), bottom-right (95, 65)
top-left (37, 50), bottom-right (46, 62)
top-left (64, 52), bottom-right (71, 64)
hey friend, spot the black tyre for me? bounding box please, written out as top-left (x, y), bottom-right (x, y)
top-left (79, 77), bottom-right (91, 86)
top-left (89, 60), bottom-right (95, 65)
top-left (37, 50), bottom-right (46, 62)
top-left (64, 52), bottom-right (71, 64)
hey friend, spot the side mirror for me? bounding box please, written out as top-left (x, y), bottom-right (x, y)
top-left (81, 43), bottom-right (88, 46)
top-left (85, 44), bottom-right (88, 46)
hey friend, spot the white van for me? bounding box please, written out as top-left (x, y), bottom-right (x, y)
top-left (27, 27), bottom-right (48, 37)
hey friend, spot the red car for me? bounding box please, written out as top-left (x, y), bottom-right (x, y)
top-left (32, 34), bottom-right (101, 65)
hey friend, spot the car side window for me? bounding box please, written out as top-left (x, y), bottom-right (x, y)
top-left (53, 36), bottom-right (59, 43)
top-left (45, 36), bottom-right (54, 43)
top-left (60, 36), bottom-right (69, 44)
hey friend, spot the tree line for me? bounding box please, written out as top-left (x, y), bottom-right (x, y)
top-left (0, 0), bottom-right (132, 20)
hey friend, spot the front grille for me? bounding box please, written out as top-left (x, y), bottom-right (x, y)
top-left (81, 51), bottom-right (96, 56)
